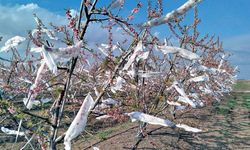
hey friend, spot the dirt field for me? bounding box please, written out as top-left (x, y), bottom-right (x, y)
top-left (68, 92), bottom-right (250, 150)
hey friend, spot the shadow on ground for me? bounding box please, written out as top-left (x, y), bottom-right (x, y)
top-left (74, 92), bottom-right (250, 150)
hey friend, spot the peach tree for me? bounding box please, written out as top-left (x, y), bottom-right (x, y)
top-left (0, 0), bottom-right (236, 149)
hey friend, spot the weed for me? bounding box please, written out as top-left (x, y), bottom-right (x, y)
top-left (240, 93), bottom-right (250, 109)
top-left (97, 129), bottom-right (114, 140)
top-left (214, 97), bottom-right (236, 115)
top-left (242, 99), bottom-right (250, 109)
top-left (215, 106), bottom-right (230, 115)
top-left (227, 98), bottom-right (237, 109)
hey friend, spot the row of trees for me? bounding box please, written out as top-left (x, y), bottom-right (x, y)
top-left (0, 0), bottom-right (236, 149)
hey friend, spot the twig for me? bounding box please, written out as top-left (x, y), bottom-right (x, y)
top-left (0, 56), bottom-right (11, 62)
top-left (20, 134), bottom-right (34, 150)
top-left (21, 110), bottom-right (51, 125)
top-left (77, 0), bottom-right (85, 31)
top-left (83, 125), bottom-right (138, 150)
top-left (131, 126), bottom-right (164, 150)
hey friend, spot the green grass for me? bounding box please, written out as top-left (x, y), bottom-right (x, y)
top-left (233, 81), bottom-right (250, 91)
top-left (215, 106), bottom-right (230, 115)
top-left (97, 129), bottom-right (114, 140)
top-left (215, 96), bottom-right (236, 115)
top-left (215, 92), bottom-right (250, 115)
top-left (227, 98), bottom-right (237, 109)
top-left (241, 93), bottom-right (250, 109)
top-left (241, 93), bottom-right (250, 99)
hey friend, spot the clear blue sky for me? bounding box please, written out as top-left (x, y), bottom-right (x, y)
top-left (0, 0), bottom-right (249, 79)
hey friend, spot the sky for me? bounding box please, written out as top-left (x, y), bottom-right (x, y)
top-left (0, 0), bottom-right (249, 79)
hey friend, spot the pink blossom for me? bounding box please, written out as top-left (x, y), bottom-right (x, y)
top-left (7, 107), bottom-right (16, 114)
top-left (127, 15), bottom-right (134, 20)
top-left (131, 8), bottom-right (139, 14)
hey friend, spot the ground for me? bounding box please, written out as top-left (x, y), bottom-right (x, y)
top-left (1, 81), bottom-right (250, 150)
top-left (70, 93), bottom-right (250, 150)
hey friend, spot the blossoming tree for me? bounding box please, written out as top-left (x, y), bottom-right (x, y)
top-left (0, 0), bottom-right (236, 149)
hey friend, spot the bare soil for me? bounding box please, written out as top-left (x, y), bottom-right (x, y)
top-left (65, 92), bottom-right (250, 150)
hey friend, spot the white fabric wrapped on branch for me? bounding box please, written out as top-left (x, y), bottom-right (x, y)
top-left (23, 60), bottom-right (52, 110)
top-left (188, 75), bottom-right (209, 82)
top-left (97, 44), bottom-right (118, 57)
top-left (108, 0), bottom-right (125, 10)
top-left (167, 81), bottom-right (202, 108)
top-left (93, 98), bottom-right (119, 114)
top-left (142, 0), bottom-right (203, 28)
top-left (1, 127), bottom-right (25, 136)
top-left (30, 40), bottom-right (83, 74)
top-left (126, 112), bottom-right (202, 133)
top-left (177, 96), bottom-right (197, 108)
top-left (157, 45), bottom-right (200, 60)
top-left (137, 71), bottom-right (163, 78)
top-left (111, 76), bottom-right (126, 93)
top-left (64, 93), bottom-right (95, 150)
top-left (126, 111), bottom-right (176, 128)
top-left (32, 14), bottom-right (58, 40)
top-left (123, 40), bottom-right (149, 70)
top-left (0, 36), bottom-right (26, 52)
top-left (31, 29), bottom-right (58, 40)
top-left (96, 115), bottom-right (112, 120)
top-left (23, 97), bottom-right (51, 110)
